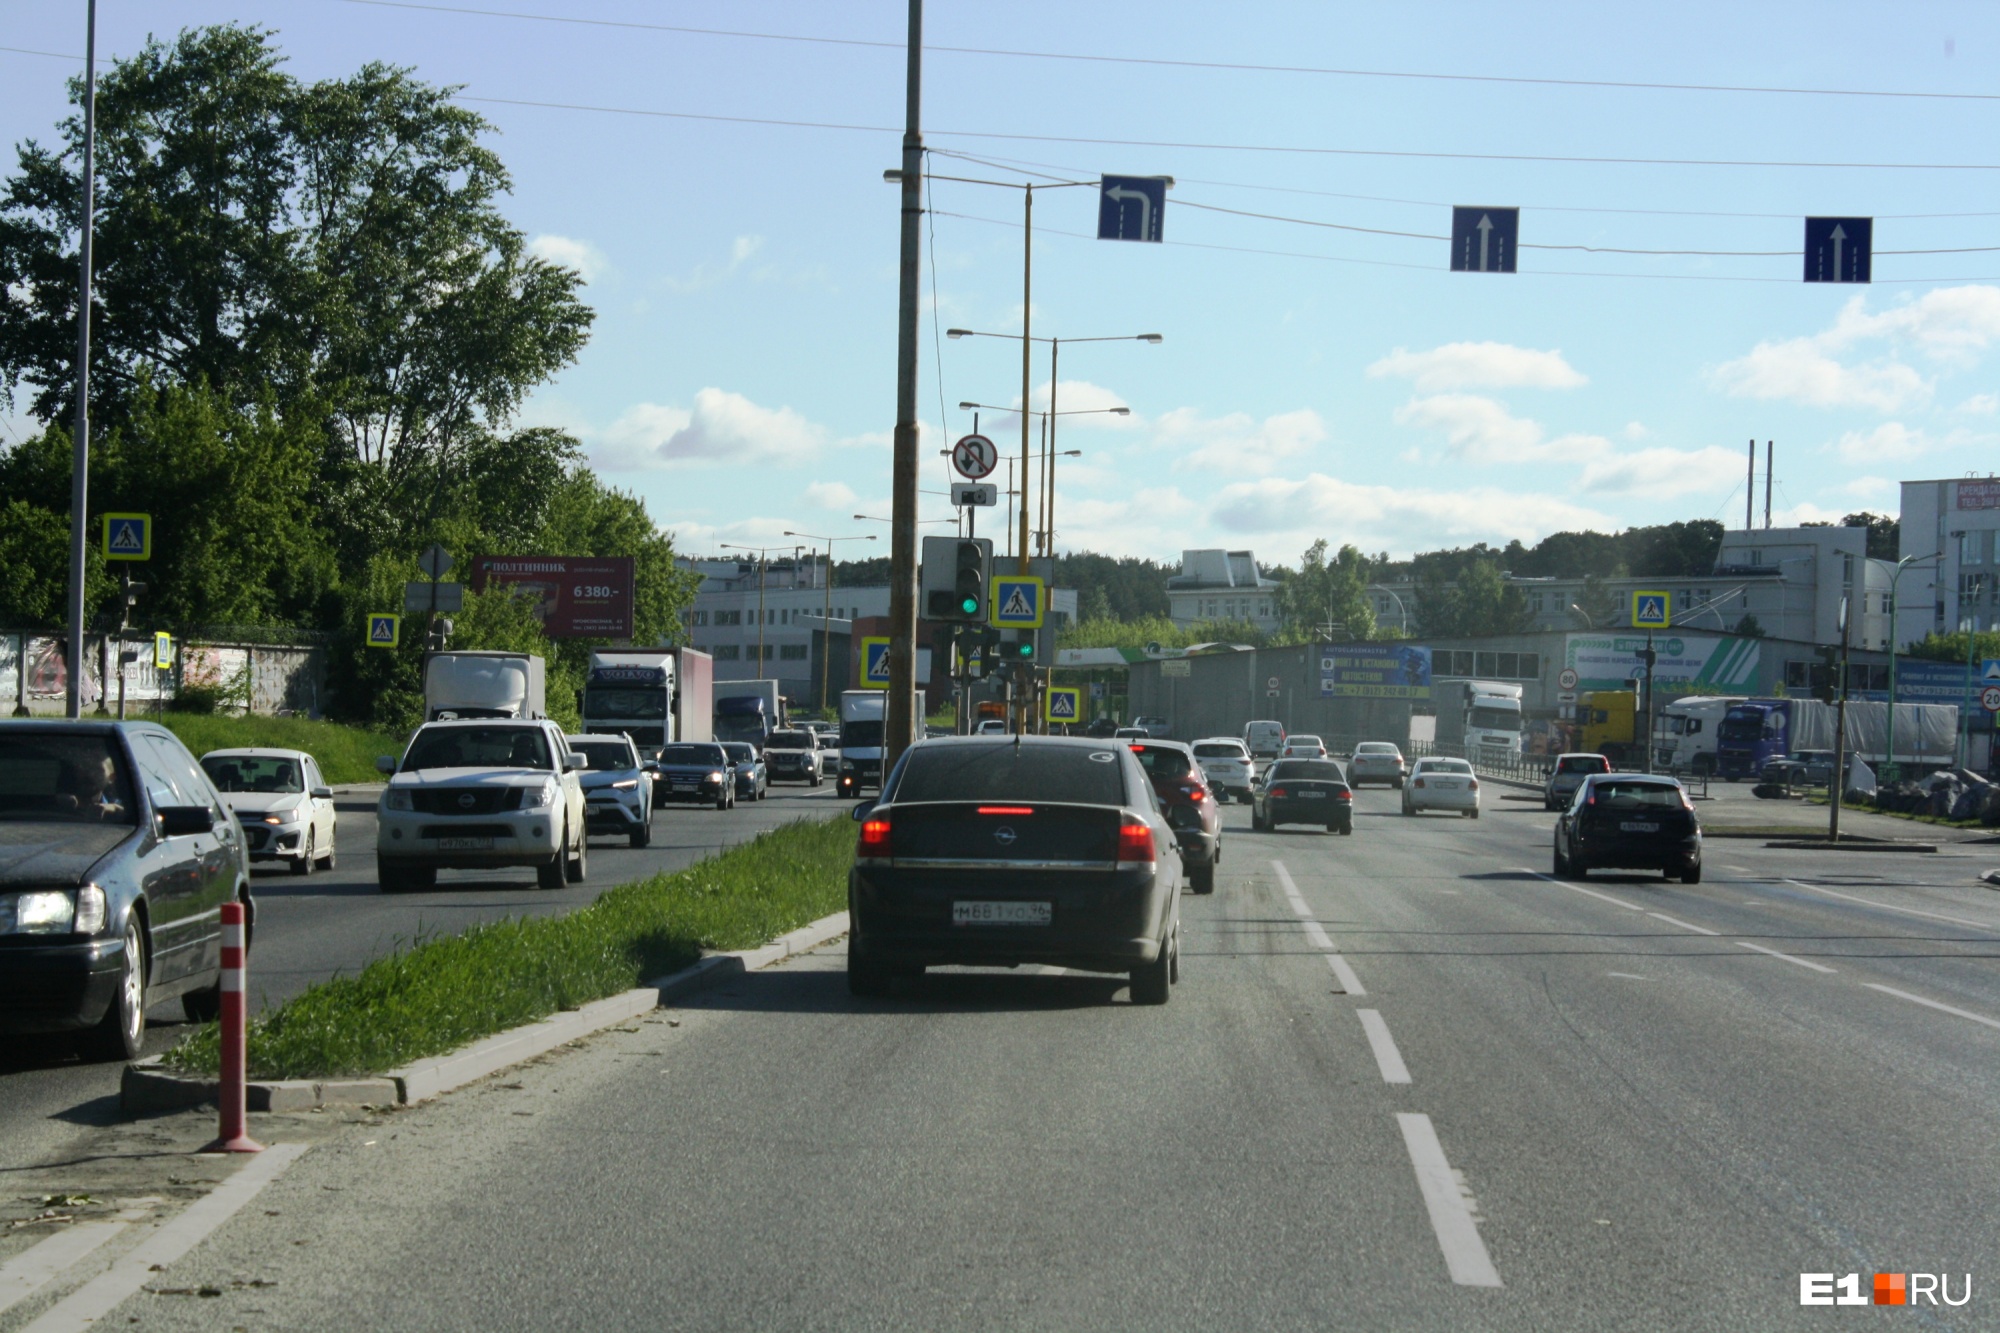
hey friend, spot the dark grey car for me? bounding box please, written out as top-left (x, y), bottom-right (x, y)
top-left (0, 721), bottom-right (253, 1060)
top-left (846, 736), bottom-right (1183, 1004)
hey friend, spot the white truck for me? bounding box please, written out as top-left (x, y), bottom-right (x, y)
top-left (1436, 680), bottom-right (1523, 763)
top-left (713, 678), bottom-right (786, 751)
top-left (1651, 696), bottom-right (1747, 776)
top-left (424, 651), bottom-right (546, 721)
top-left (834, 687), bottom-right (923, 797)
top-left (580, 648), bottom-right (713, 752)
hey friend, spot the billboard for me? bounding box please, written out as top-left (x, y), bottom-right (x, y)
top-left (1319, 644), bottom-right (1432, 699)
top-left (470, 556), bottom-right (635, 639)
top-left (1955, 479), bottom-right (2000, 511)
top-left (1889, 658), bottom-right (1983, 706)
top-left (1563, 633), bottom-right (1760, 693)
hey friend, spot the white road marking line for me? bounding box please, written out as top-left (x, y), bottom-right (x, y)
top-left (1646, 911), bottom-right (1721, 936)
top-left (21, 1143), bottom-right (310, 1333)
top-left (1783, 878), bottom-right (1996, 932)
top-left (0, 1224), bottom-right (127, 1316)
top-left (1606, 972), bottom-right (1648, 980)
top-left (1325, 953), bottom-right (1366, 996)
top-left (1396, 1113), bottom-right (1503, 1288)
top-left (1272, 860), bottom-right (1300, 896)
top-left (1358, 1009), bottom-right (1412, 1083)
top-left (1863, 984), bottom-right (2000, 1032)
top-left (1302, 919), bottom-right (1334, 950)
top-left (1735, 940), bottom-right (1836, 974)
top-left (1518, 868), bottom-right (1642, 911)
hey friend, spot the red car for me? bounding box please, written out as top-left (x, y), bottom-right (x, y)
top-left (1128, 740), bottom-right (1221, 894)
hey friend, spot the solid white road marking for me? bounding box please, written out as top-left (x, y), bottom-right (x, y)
top-left (1646, 911), bottom-right (1720, 936)
top-left (21, 1143), bottom-right (310, 1333)
top-left (1519, 869), bottom-right (1642, 911)
top-left (1735, 940), bottom-right (1836, 974)
top-left (0, 1224), bottom-right (127, 1316)
top-left (1397, 1113), bottom-right (1503, 1288)
top-left (1784, 878), bottom-right (1996, 932)
top-left (1325, 953), bottom-right (1366, 996)
top-left (1606, 972), bottom-right (1648, 980)
top-left (1864, 983), bottom-right (2000, 1032)
top-left (1358, 1009), bottom-right (1412, 1083)
top-left (1302, 920), bottom-right (1334, 950)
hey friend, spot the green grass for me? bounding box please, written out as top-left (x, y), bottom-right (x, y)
top-left (1835, 797), bottom-right (1988, 831)
top-left (164, 816), bottom-right (853, 1080)
top-left (153, 713), bottom-right (408, 785)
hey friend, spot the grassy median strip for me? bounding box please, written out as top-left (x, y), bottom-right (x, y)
top-left (165, 816), bottom-right (853, 1080)
top-left (156, 712), bottom-right (409, 785)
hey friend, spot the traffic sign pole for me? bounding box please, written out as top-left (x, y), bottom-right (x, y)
top-left (63, 0), bottom-right (98, 721)
top-left (884, 0), bottom-right (926, 775)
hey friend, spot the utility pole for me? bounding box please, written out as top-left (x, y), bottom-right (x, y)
top-left (1830, 595), bottom-right (1851, 843)
top-left (883, 0), bottom-right (925, 770)
top-left (64, 0), bottom-right (99, 719)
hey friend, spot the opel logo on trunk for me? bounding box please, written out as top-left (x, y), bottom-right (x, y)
top-left (993, 826), bottom-right (1017, 846)
top-left (457, 792), bottom-right (476, 809)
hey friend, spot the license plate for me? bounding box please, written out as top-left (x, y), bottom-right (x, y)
top-left (1433, 780), bottom-right (1459, 789)
top-left (673, 782), bottom-right (697, 790)
top-left (437, 836), bottom-right (493, 851)
top-left (1294, 790), bottom-right (1326, 799)
top-left (953, 900), bottom-right (1052, 926)
top-left (1620, 821), bottom-right (1658, 833)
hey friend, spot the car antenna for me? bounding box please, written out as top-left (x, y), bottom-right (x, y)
top-left (1014, 728), bottom-right (1023, 751)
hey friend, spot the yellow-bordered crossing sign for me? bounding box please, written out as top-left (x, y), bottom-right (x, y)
top-left (366, 614), bottom-right (401, 648)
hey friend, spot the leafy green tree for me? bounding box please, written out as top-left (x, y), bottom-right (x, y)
top-left (1275, 539), bottom-right (1375, 642)
top-left (1908, 629), bottom-right (2000, 665)
top-left (1412, 557), bottom-right (1532, 637)
top-left (1839, 512), bottom-right (1899, 560)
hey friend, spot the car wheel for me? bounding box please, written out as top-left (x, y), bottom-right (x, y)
top-left (1190, 864), bottom-right (1215, 895)
top-left (1572, 854), bottom-right (1590, 880)
top-left (1130, 938), bottom-right (1172, 1005)
top-left (319, 829), bottom-right (337, 871)
top-left (1681, 860), bottom-right (1702, 885)
top-left (1468, 808), bottom-right (1480, 819)
top-left (1402, 799), bottom-right (1414, 816)
top-left (1338, 823), bottom-right (1352, 836)
top-left (80, 919), bottom-right (146, 1062)
top-left (1553, 842), bottom-right (1569, 876)
top-left (715, 791), bottom-right (730, 811)
top-left (290, 829), bottom-right (314, 877)
top-left (629, 818), bottom-right (651, 849)
top-left (536, 851), bottom-right (565, 889)
top-left (1168, 924), bottom-right (1181, 985)
top-left (565, 823), bottom-right (587, 883)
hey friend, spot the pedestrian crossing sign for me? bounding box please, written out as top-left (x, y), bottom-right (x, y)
top-left (1044, 686), bottom-right (1081, 724)
top-left (101, 512), bottom-right (151, 561)
top-left (366, 614), bottom-right (401, 648)
top-left (153, 632), bottom-right (173, 670)
top-left (1631, 590), bottom-right (1670, 629)
top-left (990, 574), bottom-right (1046, 628)
top-left (861, 636), bottom-right (892, 688)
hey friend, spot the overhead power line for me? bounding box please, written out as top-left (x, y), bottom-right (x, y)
top-left (343, 0), bottom-right (2000, 105)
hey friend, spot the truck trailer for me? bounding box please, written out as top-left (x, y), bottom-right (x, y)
top-left (1714, 697), bottom-right (1960, 780)
top-left (423, 651), bottom-right (546, 721)
top-left (1651, 696), bottom-right (1748, 775)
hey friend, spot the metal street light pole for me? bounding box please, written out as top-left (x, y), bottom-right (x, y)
top-left (784, 530), bottom-right (876, 715)
top-left (960, 396), bottom-right (1129, 556)
top-left (720, 543), bottom-right (796, 682)
top-left (64, 0), bottom-right (99, 719)
top-left (1884, 551), bottom-right (1941, 780)
top-left (882, 0), bottom-right (925, 771)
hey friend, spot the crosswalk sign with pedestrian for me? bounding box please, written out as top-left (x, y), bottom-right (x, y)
top-left (1044, 686), bottom-right (1081, 724)
top-left (861, 636), bottom-right (892, 688)
top-left (101, 512), bottom-right (151, 561)
top-left (1631, 590), bottom-right (1670, 629)
top-left (990, 574), bottom-right (1046, 628)
top-left (366, 614), bottom-right (401, 648)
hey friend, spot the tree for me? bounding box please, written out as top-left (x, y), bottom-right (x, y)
top-left (1839, 512), bottom-right (1900, 560)
top-left (1731, 613), bottom-right (1765, 638)
top-left (1275, 539), bottom-right (1375, 642)
top-left (1907, 629), bottom-right (2000, 665)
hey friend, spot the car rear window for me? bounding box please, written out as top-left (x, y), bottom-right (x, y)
top-left (0, 733), bottom-right (139, 824)
top-left (722, 743), bottom-right (757, 763)
top-left (1590, 780), bottom-right (1684, 808)
top-left (1193, 743), bottom-right (1244, 758)
top-left (659, 744), bottom-right (728, 766)
top-left (1558, 755), bottom-right (1611, 774)
top-left (403, 726), bottom-right (550, 771)
top-left (1129, 745), bottom-right (1195, 780)
top-left (1269, 760), bottom-right (1346, 782)
top-left (893, 743), bottom-right (1129, 805)
top-left (201, 754), bottom-right (303, 793)
top-left (1421, 760), bottom-right (1473, 774)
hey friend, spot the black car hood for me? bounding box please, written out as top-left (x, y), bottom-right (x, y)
top-left (0, 821), bottom-right (135, 889)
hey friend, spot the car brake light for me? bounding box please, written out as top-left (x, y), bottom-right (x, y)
top-left (1468, 779), bottom-right (1479, 791)
top-left (1269, 786), bottom-right (1287, 799)
top-left (1118, 818), bottom-right (1155, 865)
top-left (1413, 777), bottom-right (1425, 788)
top-left (977, 806), bottom-right (1034, 815)
top-left (1336, 790), bottom-right (1352, 802)
top-left (858, 817), bottom-right (891, 856)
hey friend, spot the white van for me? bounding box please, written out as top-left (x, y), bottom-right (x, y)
top-left (1243, 720), bottom-right (1286, 760)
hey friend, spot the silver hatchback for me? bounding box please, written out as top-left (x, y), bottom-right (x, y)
top-left (1348, 742), bottom-right (1407, 789)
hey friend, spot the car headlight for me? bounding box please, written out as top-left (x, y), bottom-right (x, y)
top-left (264, 807), bottom-right (304, 825)
top-left (384, 790), bottom-right (413, 812)
top-left (8, 889), bottom-right (75, 935)
top-left (610, 779), bottom-right (638, 790)
top-left (522, 779), bottom-right (559, 810)
top-left (708, 771), bottom-right (725, 783)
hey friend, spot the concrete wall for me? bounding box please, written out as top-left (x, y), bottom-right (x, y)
top-left (3, 632), bottom-right (327, 718)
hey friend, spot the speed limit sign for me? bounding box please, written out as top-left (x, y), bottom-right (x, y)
top-left (1558, 668), bottom-right (1579, 690)
top-left (1981, 684), bottom-right (2000, 713)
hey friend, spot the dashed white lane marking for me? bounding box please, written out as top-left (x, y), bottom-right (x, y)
top-left (21, 1143), bottom-right (310, 1333)
top-left (1735, 940), bottom-right (1836, 974)
top-left (1396, 1113), bottom-right (1503, 1288)
top-left (0, 1223), bottom-right (127, 1316)
top-left (1519, 869), bottom-right (1643, 911)
top-left (1358, 1009), bottom-right (1413, 1084)
top-left (1646, 911), bottom-right (1720, 937)
top-left (1325, 953), bottom-right (1366, 996)
top-left (1783, 878), bottom-right (1997, 932)
top-left (1302, 919), bottom-right (1334, 950)
top-left (1606, 972), bottom-right (1648, 980)
top-left (1864, 984), bottom-right (2000, 1032)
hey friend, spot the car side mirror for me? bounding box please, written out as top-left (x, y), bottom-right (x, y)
top-left (157, 806), bottom-right (215, 838)
top-left (565, 755), bottom-right (586, 771)
top-left (850, 800), bottom-right (875, 822)
top-left (311, 785), bottom-right (334, 800)
top-left (376, 755), bottom-right (397, 775)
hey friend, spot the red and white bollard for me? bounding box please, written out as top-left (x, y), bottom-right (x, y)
top-left (202, 900), bottom-right (263, 1154)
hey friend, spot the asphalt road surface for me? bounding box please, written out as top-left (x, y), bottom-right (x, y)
top-left (0, 781), bottom-right (847, 1174)
top-left (51, 784), bottom-right (2000, 1331)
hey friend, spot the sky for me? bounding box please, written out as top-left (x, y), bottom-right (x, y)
top-left (3, 1), bottom-right (1998, 569)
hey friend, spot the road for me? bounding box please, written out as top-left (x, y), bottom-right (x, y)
top-left (37, 783), bottom-right (2000, 1330)
top-left (0, 782), bottom-right (846, 1174)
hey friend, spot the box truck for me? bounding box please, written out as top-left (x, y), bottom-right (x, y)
top-left (1714, 698), bottom-right (1960, 780)
top-left (1435, 680), bottom-right (1524, 762)
top-left (580, 648), bottom-right (713, 751)
top-left (423, 651), bottom-right (546, 721)
top-left (713, 678), bottom-right (787, 750)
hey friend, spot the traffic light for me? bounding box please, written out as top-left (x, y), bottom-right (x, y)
top-left (920, 535), bottom-right (991, 623)
top-left (976, 626), bottom-right (1003, 679)
top-left (1811, 644), bottom-right (1839, 703)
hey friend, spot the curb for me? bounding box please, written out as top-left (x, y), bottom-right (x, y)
top-left (121, 909), bottom-right (851, 1115)
top-left (1762, 840), bottom-right (1938, 853)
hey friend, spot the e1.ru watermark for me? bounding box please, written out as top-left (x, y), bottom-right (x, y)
top-left (1800, 1272), bottom-right (1970, 1307)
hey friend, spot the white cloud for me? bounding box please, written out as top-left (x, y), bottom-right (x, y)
top-left (1957, 392), bottom-right (1999, 416)
top-left (591, 389), bottom-right (823, 469)
top-left (802, 480), bottom-right (858, 509)
top-left (664, 235), bottom-right (766, 291)
top-left (1367, 341), bottom-right (1586, 391)
top-left (1576, 445), bottom-right (1748, 497)
top-left (1392, 394), bottom-right (1605, 464)
top-left (970, 381), bottom-right (1137, 439)
top-left (1822, 286), bottom-right (2000, 359)
top-left (1054, 487), bottom-right (1203, 556)
top-left (1840, 475), bottom-right (1896, 499)
top-left (527, 234), bottom-right (608, 283)
top-left (1831, 422), bottom-right (1933, 465)
top-left (1207, 473), bottom-right (1612, 553)
top-left (1156, 406), bottom-right (1327, 474)
top-left (1710, 287), bottom-right (2000, 412)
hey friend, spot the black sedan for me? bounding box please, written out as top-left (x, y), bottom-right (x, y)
top-left (1251, 759), bottom-right (1354, 834)
top-left (0, 721), bottom-right (253, 1060)
top-left (652, 743), bottom-right (737, 810)
top-left (846, 736), bottom-right (1183, 1004)
top-left (1554, 773), bottom-right (1702, 882)
top-left (1128, 740), bottom-right (1221, 894)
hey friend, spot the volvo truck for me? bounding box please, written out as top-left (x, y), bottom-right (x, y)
top-left (1714, 698), bottom-right (1960, 781)
top-left (424, 652), bottom-right (546, 721)
top-left (580, 648), bottom-right (713, 751)
top-left (713, 679), bottom-right (786, 750)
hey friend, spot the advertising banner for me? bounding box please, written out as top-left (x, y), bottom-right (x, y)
top-left (1563, 633), bottom-right (1760, 693)
top-left (1955, 479), bottom-right (2000, 511)
top-left (470, 556), bottom-right (635, 639)
top-left (1889, 658), bottom-right (1982, 706)
top-left (1318, 644), bottom-right (1432, 699)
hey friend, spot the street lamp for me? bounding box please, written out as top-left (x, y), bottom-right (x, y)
top-left (719, 542), bottom-right (798, 681)
top-left (783, 530), bottom-right (876, 715)
top-left (948, 329), bottom-right (1160, 565)
top-left (854, 514), bottom-right (954, 526)
top-left (1568, 603), bottom-right (1593, 628)
top-left (1367, 584), bottom-right (1411, 635)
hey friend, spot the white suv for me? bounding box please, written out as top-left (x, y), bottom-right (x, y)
top-left (1192, 738), bottom-right (1255, 803)
top-left (375, 719), bottom-right (589, 892)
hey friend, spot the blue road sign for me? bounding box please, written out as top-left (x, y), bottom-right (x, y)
top-left (861, 636), bottom-right (892, 688)
top-left (1098, 176), bottom-right (1167, 243)
top-left (990, 575), bottom-right (1046, 628)
top-left (1045, 687), bottom-right (1081, 724)
top-left (1450, 207), bottom-right (1518, 273)
top-left (1631, 591), bottom-right (1671, 629)
top-left (366, 614), bottom-right (401, 648)
top-left (102, 512), bottom-right (151, 561)
top-left (1804, 217), bottom-right (1871, 284)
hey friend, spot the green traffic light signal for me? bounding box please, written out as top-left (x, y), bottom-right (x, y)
top-left (1013, 637), bottom-right (1034, 658)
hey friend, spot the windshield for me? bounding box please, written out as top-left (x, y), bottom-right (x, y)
top-left (0, 733), bottom-right (139, 825)
top-left (1269, 760), bottom-right (1346, 783)
top-left (660, 744), bottom-right (728, 767)
top-left (1420, 760), bottom-right (1474, 774)
top-left (583, 688), bottom-right (667, 720)
top-left (201, 754), bottom-right (303, 794)
top-left (893, 744), bottom-right (1129, 805)
top-left (403, 726), bottom-right (550, 771)
top-left (722, 743), bottom-right (758, 764)
top-left (1468, 707), bottom-right (1520, 731)
top-left (768, 731), bottom-right (813, 749)
top-left (1557, 755), bottom-right (1610, 774)
top-left (1355, 743), bottom-right (1397, 754)
top-left (570, 742), bottom-right (633, 772)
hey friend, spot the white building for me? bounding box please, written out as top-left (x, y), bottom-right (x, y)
top-left (1165, 550), bottom-right (1282, 632)
top-left (680, 557), bottom-right (888, 698)
top-left (1894, 476), bottom-right (2000, 649)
